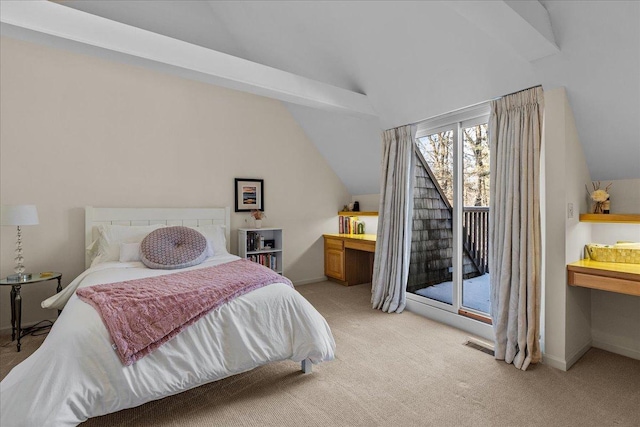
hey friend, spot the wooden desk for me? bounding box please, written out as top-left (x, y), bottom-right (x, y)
top-left (567, 259), bottom-right (640, 296)
top-left (323, 234), bottom-right (376, 286)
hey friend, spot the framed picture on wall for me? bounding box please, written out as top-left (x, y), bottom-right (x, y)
top-left (235, 178), bottom-right (264, 212)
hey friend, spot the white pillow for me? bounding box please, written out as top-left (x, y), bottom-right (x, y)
top-left (206, 239), bottom-right (215, 258)
top-left (90, 224), bottom-right (166, 265)
top-left (86, 239), bottom-right (100, 262)
top-left (119, 242), bottom-right (141, 262)
top-left (189, 225), bottom-right (228, 256)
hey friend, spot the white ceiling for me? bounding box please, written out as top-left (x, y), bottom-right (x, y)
top-left (16, 1), bottom-right (640, 193)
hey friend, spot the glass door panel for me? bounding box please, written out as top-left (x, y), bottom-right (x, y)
top-left (408, 130), bottom-right (455, 308)
top-left (461, 123), bottom-right (490, 315)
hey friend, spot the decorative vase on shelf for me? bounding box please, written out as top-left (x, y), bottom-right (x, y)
top-left (255, 219), bottom-right (262, 229)
top-left (593, 202), bottom-right (604, 214)
top-left (587, 182), bottom-right (612, 215)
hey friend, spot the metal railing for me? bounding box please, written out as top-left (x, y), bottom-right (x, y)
top-left (463, 207), bottom-right (489, 275)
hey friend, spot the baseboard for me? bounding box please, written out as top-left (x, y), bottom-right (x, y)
top-left (405, 295), bottom-right (494, 342)
top-left (292, 276), bottom-right (328, 286)
top-left (541, 353), bottom-right (567, 371)
top-left (592, 339), bottom-right (640, 361)
top-left (565, 340), bottom-right (593, 370)
top-left (542, 340), bottom-right (592, 371)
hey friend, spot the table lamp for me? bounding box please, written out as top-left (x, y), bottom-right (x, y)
top-left (1, 205), bottom-right (39, 281)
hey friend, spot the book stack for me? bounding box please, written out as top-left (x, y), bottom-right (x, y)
top-left (339, 215), bottom-right (365, 234)
top-left (248, 254), bottom-right (277, 271)
top-left (246, 231), bottom-right (263, 251)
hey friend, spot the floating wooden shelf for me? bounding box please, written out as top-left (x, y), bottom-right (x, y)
top-left (579, 213), bottom-right (640, 223)
top-left (338, 211), bottom-right (378, 216)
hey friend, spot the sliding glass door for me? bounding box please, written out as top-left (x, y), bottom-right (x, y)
top-left (408, 111), bottom-right (491, 322)
top-left (409, 127), bottom-right (456, 309)
top-left (460, 120), bottom-right (490, 318)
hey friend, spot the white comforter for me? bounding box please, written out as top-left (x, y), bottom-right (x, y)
top-left (0, 255), bottom-right (335, 426)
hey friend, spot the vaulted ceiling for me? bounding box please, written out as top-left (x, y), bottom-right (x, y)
top-left (3, 1), bottom-right (638, 194)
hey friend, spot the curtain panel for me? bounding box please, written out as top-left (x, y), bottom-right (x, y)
top-left (371, 125), bottom-right (416, 313)
top-left (489, 86), bottom-right (544, 370)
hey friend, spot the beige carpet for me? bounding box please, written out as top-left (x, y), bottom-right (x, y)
top-left (2, 281), bottom-right (639, 426)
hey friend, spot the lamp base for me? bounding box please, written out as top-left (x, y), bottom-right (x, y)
top-left (6, 273), bottom-right (32, 282)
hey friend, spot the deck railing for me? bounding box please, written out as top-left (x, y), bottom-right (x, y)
top-left (463, 207), bottom-right (489, 275)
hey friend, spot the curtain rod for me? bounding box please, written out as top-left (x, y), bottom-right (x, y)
top-left (404, 84), bottom-right (543, 128)
top-left (498, 84), bottom-right (542, 99)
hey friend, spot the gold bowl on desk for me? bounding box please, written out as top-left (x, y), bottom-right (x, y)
top-left (585, 242), bottom-right (640, 264)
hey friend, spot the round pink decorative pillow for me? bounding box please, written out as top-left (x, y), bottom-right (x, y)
top-left (140, 226), bottom-right (207, 269)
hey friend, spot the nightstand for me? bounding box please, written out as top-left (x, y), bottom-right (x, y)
top-left (0, 272), bottom-right (62, 352)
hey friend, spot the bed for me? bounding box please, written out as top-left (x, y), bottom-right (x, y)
top-left (0, 207), bottom-right (335, 426)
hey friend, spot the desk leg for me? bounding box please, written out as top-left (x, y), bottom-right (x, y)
top-left (56, 277), bottom-right (62, 316)
top-left (14, 285), bottom-right (22, 352)
top-left (10, 286), bottom-right (16, 341)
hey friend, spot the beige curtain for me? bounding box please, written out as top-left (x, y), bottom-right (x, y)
top-left (371, 125), bottom-right (416, 313)
top-left (489, 87), bottom-right (543, 370)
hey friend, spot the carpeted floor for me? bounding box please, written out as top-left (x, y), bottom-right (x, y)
top-left (2, 281), bottom-right (639, 426)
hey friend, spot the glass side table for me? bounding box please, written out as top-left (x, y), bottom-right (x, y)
top-left (0, 272), bottom-right (62, 352)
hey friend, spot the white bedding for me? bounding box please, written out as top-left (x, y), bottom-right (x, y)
top-left (0, 255), bottom-right (335, 426)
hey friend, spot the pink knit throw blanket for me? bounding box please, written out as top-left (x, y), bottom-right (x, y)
top-left (76, 259), bottom-right (292, 366)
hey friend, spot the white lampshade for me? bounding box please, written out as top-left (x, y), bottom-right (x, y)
top-left (1, 205), bottom-right (39, 226)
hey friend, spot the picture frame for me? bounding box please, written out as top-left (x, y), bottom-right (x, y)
top-left (234, 178), bottom-right (264, 212)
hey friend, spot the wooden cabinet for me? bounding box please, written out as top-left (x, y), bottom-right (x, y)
top-left (323, 234), bottom-right (376, 286)
top-left (324, 238), bottom-right (345, 281)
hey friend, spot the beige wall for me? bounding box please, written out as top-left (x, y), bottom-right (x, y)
top-left (0, 37), bottom-right (351, 329)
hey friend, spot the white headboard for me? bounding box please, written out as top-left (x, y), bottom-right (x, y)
top-left (85, 206), bottom-right (231, 269)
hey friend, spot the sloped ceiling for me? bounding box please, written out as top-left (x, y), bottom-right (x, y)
top-left (16, 1), bottom-right (640, 193)
top-left (534, 1), bottom-right (639, 182)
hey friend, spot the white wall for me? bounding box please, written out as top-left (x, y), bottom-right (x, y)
top-left (345, 194), bottom-right (380, 235)
top-left (544, 89), bottom-right (639, 368)
top-left (542, 87), bottom-right (569, 369)
top-left (561, 90), bottom-right (593, 367)
top-left (542, 87), bottom-right (592, 370)
top-left (351, 194), bottom-right (380, 212)
top-left (0, 37), bottom-right (351, 330)
top-left (589, 179), bottom-right (640, 360)
top-left (602, 179), bottom-right (640, 214)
